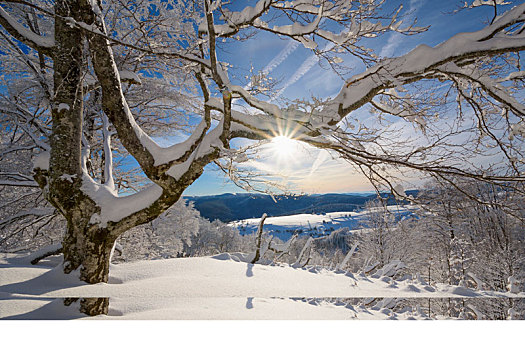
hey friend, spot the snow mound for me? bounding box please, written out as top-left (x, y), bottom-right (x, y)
top-left (212, 252), bottom-right (255, 263)
top-left (1, 252), bottom-right (523, 319)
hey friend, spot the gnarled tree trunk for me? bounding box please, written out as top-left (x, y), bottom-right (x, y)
top-left (39, 0), bottom-right (117, 316)
top-left (62, 217), bottom-right (115, 315)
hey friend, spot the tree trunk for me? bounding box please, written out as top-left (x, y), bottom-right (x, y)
top-left (39, 0), bottom-right (114, 317)
top-left (62, 224), bottom-right (113, 283)
top-left (62, 215), bottom-right (115, 315)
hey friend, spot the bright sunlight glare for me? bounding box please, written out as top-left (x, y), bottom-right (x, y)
top-left (271, 135), bottom-right (299, 159)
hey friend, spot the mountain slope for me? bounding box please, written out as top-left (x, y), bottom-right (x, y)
top-left (185, 191), bottom-right (418, 222)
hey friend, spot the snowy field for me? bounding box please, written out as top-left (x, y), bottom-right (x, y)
top-left (1, 250), bottom-right (521, 320)
top-left (231, 206), bottom-right (415, 240)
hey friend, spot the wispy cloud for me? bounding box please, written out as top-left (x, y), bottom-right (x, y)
top-left (380, 0), bottom-right (425, 58)
top-left (241, 141), bottom-right (372, 193)
top-left (270, 38), bottom-right (340, 102)
top-left (268, 0), bottom-right (425, 102)
top-left (244, 39), bottom-right (300, 90)
top-left (270, 53), bottom-right (321, 101)
top-left (262, 40), bottom-right (300, 75)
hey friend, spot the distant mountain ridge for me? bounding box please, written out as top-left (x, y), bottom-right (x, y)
top-left (184, 191), bottom-right (417, 222)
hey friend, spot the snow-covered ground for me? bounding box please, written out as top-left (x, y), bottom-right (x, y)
top-left (230, 206), bottom-right (415, 240)
top-left (1, 250), bottom-right (521, 320)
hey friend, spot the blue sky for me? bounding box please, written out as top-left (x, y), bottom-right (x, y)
top-left (180, 0), bottom-right (517, 196)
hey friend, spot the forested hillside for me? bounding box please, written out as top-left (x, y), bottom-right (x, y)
top-left (186, 191), bottom-right (418, 221)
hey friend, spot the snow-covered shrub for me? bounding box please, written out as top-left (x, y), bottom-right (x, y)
top-left (180, 218), bottom-right (246, 257)
top-left (0, 187), bottom-right (64, 253)
top-left (353, 200), bottom-right (416, 275)
top-left (408, 179), bottom-right (525, 319)
top-left (115, 199), bottom-right (249, 262)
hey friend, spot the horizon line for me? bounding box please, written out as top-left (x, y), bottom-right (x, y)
top-left (183, 189), bottom-right (419, 197)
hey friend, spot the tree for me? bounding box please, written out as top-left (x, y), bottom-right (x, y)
top-left (114, 199), bottom-right (247, 261)
top-left (1, 0), bottom-right (524, 315)
top-left (399, 178), bottom-right (525, 318)
top-left (356, 200), bottom-right (399, 269)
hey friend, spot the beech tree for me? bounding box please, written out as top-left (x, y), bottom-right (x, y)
top-left (1, 0), bottom-right (525, 315)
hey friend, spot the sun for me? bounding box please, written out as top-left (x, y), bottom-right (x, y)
top-left (270, 135), bottom-right (299, 159)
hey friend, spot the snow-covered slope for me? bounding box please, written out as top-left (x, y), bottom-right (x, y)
top-left (0, 252), bottom-right (521, 320)
top-left (231, 206), bottom-right (415, 240)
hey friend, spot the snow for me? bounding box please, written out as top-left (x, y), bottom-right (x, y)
top-left (393, 184), bottom-right (406, 198)
top-left (1, 252), bottom-right (522, 320)
top-left (231, 207), bottom-right (414, 240)
top-left (508, 276), bottom-right (521, 294)
top-left (331, 3), bottom-right (525, 117)
top-left (272, 5), bottom-right (322, 36)
top-left (32, 151), bottom-right (50, 171)
top-left (57, 103), bottom-right (70, 112)
top-left (337, 242), bottom-right (358, 270)
top-left (235, 211), bottom-right (354, 227)
top-left (0, 7), bottom-right (55, 48)
top-left (0, 209), bottom-right (55, 230)
top-left (119, 70), bottom-right (142, 85)
top-left (199, 0), bottom-right (272, 35)
top-left (59, 174), bottom-right (76, 183)
top-left (509, 122), bottom-right (525, 140)
top-left (81, 175), bottom-right (163, 228)
top-left (298, 37), bottom-right (317, 49)
top-left (471, 0), bottom-right (510, 7)
top-left (100, 114), bottom-right (115, 190)
top-left (225, 0), bottom-right (271, 24)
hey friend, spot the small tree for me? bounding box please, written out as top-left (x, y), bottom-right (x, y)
top-left (356, 200), bottom-right (403, 270)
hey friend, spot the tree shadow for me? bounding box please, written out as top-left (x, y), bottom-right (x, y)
top-left (0, 265), bottom-right (85, 296)
top-left (245, 297), bottom-right (254, 309)
top-left (0, 293), bottom-right (53, 301)
top-left (245, 263), bottom-right (253, 277)
top-left (0, 298), bottom-right (86, 320)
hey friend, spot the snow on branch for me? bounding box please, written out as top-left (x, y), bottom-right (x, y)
top-left (85, 1), bottom-right (214, 177)
top-left (497, 70), bottom-right (525, 82)
top-left (198, 0), bottom-right (273, 36)
top-left (100, 114), bottom-right (115, 191)
top-left (0, 208), bottom-right (55, 229)
top-left (201, 0), bottom-right (426, 54)
top-left (198, 4), bottom-right (525, 177)
top-left (0, 179), bottom-right (39, 187)
top-left (468, 0), bottom-right (511, 8)
top-left (80, 174), bottom-right (163, 229)
top-left (0, 5), bottom-right (54, 54)
top-left (267, 5), bottom-right (323, 48)
top-left (436, 61), bottom-right (525, 116)
top-left (29, 244), bottom-right (62, 265)
top-left (331, 3), bottom-right (525, 117)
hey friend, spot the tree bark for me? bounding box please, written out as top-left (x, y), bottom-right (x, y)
top-left (62, 220), bottom-right (114, 283)
top-left (44, 0), bottom-right (115, 316)
top-left (62, 216), bottom-right (115, 315)
top-left (251, 214), bottom-right (267, 264)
